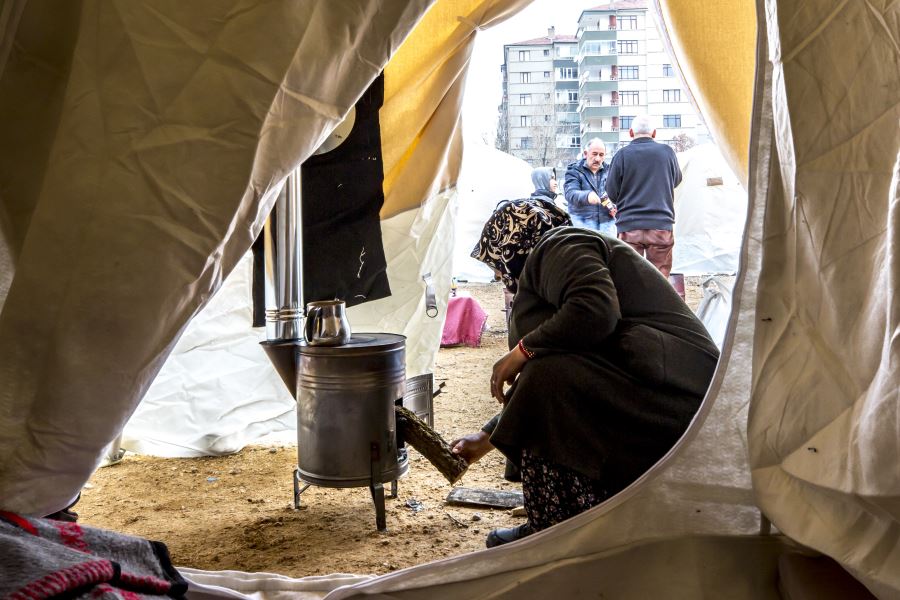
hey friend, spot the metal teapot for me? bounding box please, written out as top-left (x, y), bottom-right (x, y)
top-left (304, 300), bottom-right (351, 346)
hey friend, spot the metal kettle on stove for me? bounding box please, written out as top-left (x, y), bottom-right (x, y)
top-left (304, 300), bottom-right (351, 346)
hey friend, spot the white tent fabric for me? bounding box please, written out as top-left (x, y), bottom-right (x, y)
top-left (747, 1), bottom-right (900, 595)
top-left (122, 251), bottom-right (296, 457)
top-left (696, 275), bottom-right (735, 350)
top-left (0, 0), bottom-right (435, 517)
top-left (672, 144), bottom-right (747, 276)
top-left (1, 0), bottom-right (899, 598)
top-left (452, 141), bottom-right (534, 283)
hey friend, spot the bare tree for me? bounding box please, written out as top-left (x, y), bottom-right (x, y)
top-left (523, 97), bottom-right (579, 168)
top-left (495, 105), bottom-right (509, 152)
top-left (670, 133), bottom-right (696, 153)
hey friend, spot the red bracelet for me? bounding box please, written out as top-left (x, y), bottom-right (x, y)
top-left (517, 339), bottom-right (535, 360)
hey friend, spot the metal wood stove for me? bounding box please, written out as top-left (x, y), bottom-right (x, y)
top-left (291, 333), bottom-right (408, 531)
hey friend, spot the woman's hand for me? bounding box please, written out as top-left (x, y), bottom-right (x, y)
top-left (490, 347), bottom-right (528, 404)
top-left (450, 431), bottom-right (494, 464)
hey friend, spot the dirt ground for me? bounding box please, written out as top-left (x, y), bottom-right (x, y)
top-left (78, 279), bottom-right (706, 577)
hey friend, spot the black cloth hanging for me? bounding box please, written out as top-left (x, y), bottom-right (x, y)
top-left (251, 73), bottom-right (391, 322)
top-left (300, 73), bottom-right (391, 307)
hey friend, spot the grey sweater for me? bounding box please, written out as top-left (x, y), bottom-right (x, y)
top-left (605, 137), bottom-right (682, 233)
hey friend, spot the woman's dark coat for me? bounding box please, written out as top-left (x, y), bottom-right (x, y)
top-left (490, 227), bottom-right (720, 488)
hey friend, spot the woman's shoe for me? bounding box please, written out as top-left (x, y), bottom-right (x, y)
top-left (485, 522), bottom-right (533, 548)
top-left (44, 493), bottom-right (81, 522)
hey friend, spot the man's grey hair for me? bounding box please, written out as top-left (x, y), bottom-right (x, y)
top-left (583, 137), bottom-right (605, 152)
top-left (630, 115), bottom-right (654, 135)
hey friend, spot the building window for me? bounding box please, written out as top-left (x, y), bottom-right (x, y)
top-left (663, 114), bottom-right (682, 127)
top-left (543, 49), bottom-right (550, 56)
top-left (618, 15), bottom-right (638, 30)
top-left (557, 67), bottom-right (578, 79)
top-left (545, 114), bottom-right (552, 122)
top-left (617, 40), bottom-right (638, 54)
top-left (607, 42), bottom-right (617, 54)
top-left (619, 66), bottom-right (639, 80)
top-left (521, 72), bottom-right (531, 83)
top-left (518, 50), bottom-right (529, 61)
top-left (662, 89), bottom-right (681, 102)
top-left (520, 115), bottom-right (529, 127)
top-left (567, 90), bottom-right (578, 103)
top-left (545, 93), bottom-right (552, 101)
top-left (520, 137), bottom-right (533, 149)
top-left (544, 71), bottom-right (551, 78)
top-left (620, 116), bottom-right (634, 130)
top-left (520, 94), bottom-right (531, 105)
top-left (620, 91), bottom-right (640, 105)
top-left (663, 63), bottom-right (674, 77)
top-left (558, 135), bottom-right (581, 148)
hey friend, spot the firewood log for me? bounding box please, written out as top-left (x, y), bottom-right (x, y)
top-left (395, 405), bottom-right (468, 484)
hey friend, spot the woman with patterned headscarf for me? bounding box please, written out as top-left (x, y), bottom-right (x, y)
top-left (454, 201), bottom-right (720, 548)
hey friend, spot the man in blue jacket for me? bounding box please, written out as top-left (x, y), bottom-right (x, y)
top-left (606, 115), bottom-right (682, 278)
top-left (563, 138), bottom-right (617, 237)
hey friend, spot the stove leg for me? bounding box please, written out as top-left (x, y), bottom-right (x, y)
top-left (370, 442), bottom-right (387, 531)
top-left (390, 480), bottom-right (398, 498)
top-left (293, 467), bottom-right (311, 509)
top-left (369, 481), bottom-right (387, 532)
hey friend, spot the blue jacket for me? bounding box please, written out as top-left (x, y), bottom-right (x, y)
top-left (563, 158), bottom-right (613, 223)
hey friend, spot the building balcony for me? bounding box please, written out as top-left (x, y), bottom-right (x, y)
top-left (578, 97), bottom-right (618, 112)
top-left (582, 106), bottom-right (620, 119)
top-left (578, 54), bottom-right (619, 67)
top-left (580, 80), bottom-right (619, 93)
top-left (580, 29), bottom-right (616, 43)
top-left (580, 121), bottom-right (620, 134)
top-left (580, 130), bottom-right (620, 145)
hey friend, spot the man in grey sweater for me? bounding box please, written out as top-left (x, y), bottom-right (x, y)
top-left (605, 115), bottom-right (682, 278)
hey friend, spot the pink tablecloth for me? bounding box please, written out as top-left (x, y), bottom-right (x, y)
top-left (441, 294), bottom-right (487, 347)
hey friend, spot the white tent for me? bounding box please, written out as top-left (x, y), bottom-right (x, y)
top-left (1, 0), bottom-right (898, 598)
top-left (672, 143), bottom-right (747, 276)
top-left (452, 141), bottom-right (534, 283)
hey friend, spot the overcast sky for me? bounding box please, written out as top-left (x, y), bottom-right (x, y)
top-left (461, 2), bottom-right (593, 143)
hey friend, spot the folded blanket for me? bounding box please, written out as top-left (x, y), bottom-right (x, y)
top-left (441, 294), bottom-right (488, 348)
top-left (0, 511), bottom-right (187, 599)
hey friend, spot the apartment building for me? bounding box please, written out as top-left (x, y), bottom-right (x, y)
top-left (577, 0), bottom-right (705, 154)
top-left (498, 27), bottom-right (581, 168)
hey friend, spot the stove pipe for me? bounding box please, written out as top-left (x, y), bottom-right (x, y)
top-left (265, 168), bottom-right (304, 342)
top-left (260, 168), bottom-right (304, 396)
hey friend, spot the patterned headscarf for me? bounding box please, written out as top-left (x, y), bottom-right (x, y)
top-left (471, 197), bottom-right (571, 292)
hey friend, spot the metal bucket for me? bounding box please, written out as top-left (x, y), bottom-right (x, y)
top-left (295, 333), bottom-right (408, 488)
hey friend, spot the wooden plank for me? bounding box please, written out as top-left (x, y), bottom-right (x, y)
top-left (445, 486), bottom-right (524, 509)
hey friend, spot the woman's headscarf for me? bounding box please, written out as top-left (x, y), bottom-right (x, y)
top-left (471, 197), bottom-right (571, 292)
top-left (530, 167), bottom-right (556, 200)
